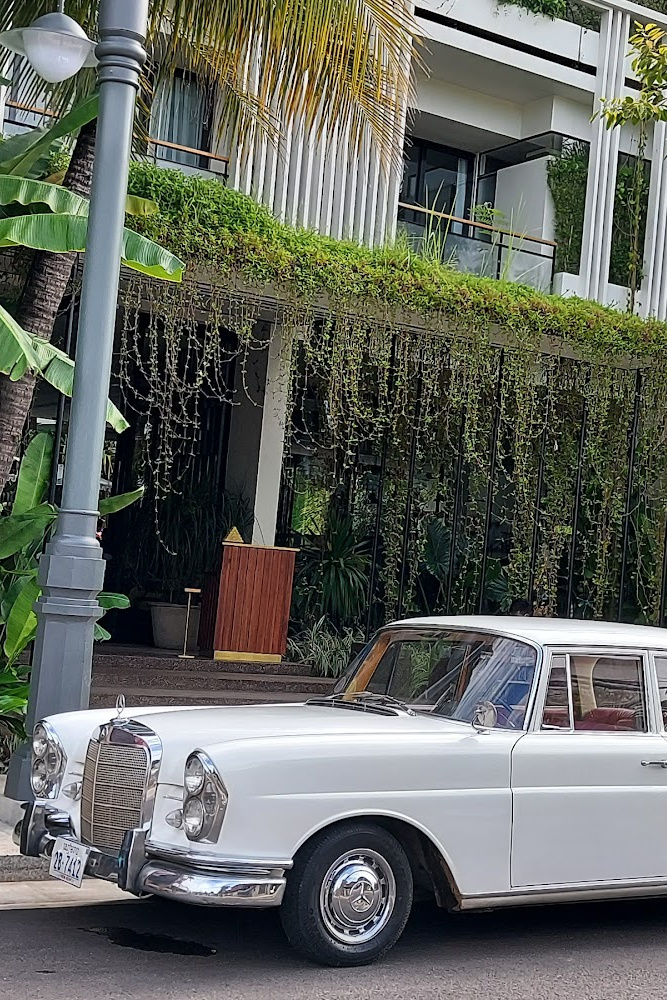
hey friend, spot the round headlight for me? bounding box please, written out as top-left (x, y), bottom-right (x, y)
top-left (184, 755), bottom-right (205, 795)
top-left (31, 757), bottom-right (48, 796)
top-left (44, 745), bottom-right (62, 775)
top-left (32, 724), bottom-right (49, 760)
top-left (202, 780), bottom-right (219, 817)
top-left (183, 796), bottom-right (205, 839)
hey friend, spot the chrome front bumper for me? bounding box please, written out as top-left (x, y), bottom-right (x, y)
top-left (18, 803), bottom-right (287, 908)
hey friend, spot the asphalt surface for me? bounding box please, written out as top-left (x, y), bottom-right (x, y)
top-left (1, 893), bottom-right (666, 1000)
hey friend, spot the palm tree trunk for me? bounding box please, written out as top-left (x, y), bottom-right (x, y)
top-left (0, 120), bottom-right (97, 494)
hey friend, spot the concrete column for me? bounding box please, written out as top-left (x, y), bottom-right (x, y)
top-left (252, 325), bottom-right (292, 546)
top-left (580, 8), bottom-right (630, 302)
top-left (224, 334), bottom-right (270, 518)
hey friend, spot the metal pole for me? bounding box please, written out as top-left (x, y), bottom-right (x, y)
top-left (567, 401), bottom-right (588, 619)
top-left (478, 351), bottom-right (503, 614)
top-left (617, 370), bottom-right (641, 623)
top-left (6, 0), bottom-right (149, 800)
top-left (396, 359), bottom-right (423, 621)
top-left (660, 517), bottom-right (667, 628)
top-left (49, 256), bottom-right (79, 505)
top-left (529, 424), bottom-right (548, 606)
top-left (365, 337), bottom-right (396, 641)
top-left (445, 413), bottom-right (466, 614)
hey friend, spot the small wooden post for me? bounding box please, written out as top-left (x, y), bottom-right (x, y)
top-left (179, 587), bottom-right (201, 659)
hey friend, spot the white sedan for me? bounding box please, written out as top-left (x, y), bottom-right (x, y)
top-left (16, 616), bottom-right (667, 966)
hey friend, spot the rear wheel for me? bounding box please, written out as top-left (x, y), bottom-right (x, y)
top-left (280, 822), bottom-right (413, 967)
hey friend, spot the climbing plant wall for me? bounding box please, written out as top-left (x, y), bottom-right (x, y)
top-left (119, 166), bottom-right (667, 631)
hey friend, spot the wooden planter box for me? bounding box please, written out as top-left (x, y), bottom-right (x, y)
top-left (199, 542), bottom-right (298, 663)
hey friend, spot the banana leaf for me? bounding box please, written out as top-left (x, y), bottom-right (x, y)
top-left (98, 592), bottom-right (131, 610)
top-left (99, 487), bottom-right (144, 515)
top-left (0, 177), bottom-right (159, 220)
top-left (40, 173), bottom-right (160, 219)
top-left (12, 431), bottom-right (54, 515)
top-left (0, 213), bottom-right (184, 281)
top-left (29, 337), bottom-right (129, 434)
top-left (0, 94), bottom-right (99, 178)
top-left (3, 576), bottom-right (39, 665)
top-left (0, 302), bottom-right (42, 379)
top-left (0, 504), bottom-right (56, 560)
top-left (0, 175), bottom-right (88, 216)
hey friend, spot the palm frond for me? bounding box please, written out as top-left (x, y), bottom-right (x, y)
top-left (0, 0), bottom-right (419, 171)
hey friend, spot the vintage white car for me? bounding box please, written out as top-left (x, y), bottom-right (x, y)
top-left (16, 615), bottom-right (667, 965)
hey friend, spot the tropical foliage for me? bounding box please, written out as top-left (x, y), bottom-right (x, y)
top-left (0, 432), bottom-right (140, 753)
top-left (5, 0), bottom-right (418, 170)
top-left (287, 617), bottom-right (364, 678)
top-left (0, 101), bottom-right (183, 452)
top-left (111, 163), bottom-right (667, 630)
top-left (294, 509), bottom-right (370, 625)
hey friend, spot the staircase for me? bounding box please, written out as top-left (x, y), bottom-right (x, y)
top-left (90, 646), bottom-right (334, 709)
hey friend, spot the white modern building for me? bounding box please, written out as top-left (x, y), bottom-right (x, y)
top-left (5, 0), bottom-right (664, 309)
top-left (118, 0), bottom-right (667, 316)
top-left (4, 0), bottom-right (667, 585)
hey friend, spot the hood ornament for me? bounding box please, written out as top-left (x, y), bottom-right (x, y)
top-left (114, 693), bottom-right (126, 720)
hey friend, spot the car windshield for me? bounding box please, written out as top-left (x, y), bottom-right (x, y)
top-left (338, 629), bottom-right (538, 730)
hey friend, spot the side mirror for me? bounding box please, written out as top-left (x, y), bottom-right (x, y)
top-left (472, 701), bottom-right (498, 731)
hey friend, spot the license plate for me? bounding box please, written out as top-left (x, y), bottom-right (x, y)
top-left (49, 837), bottom-right (91, 888)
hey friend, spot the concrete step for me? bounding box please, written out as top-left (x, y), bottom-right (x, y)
top-left (90, 687), bottom-right (316, 709)
top-left (91, 668), bottom-right (333, 695)
top-left (92, 653), bottom-right (316, 677)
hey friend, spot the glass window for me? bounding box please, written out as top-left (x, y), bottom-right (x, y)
top-left (345, 630), bottom-right (538, 730)
top-left (540, 654), bottom-right (647, 733)
top-left (152, 70), bottom-right (211, 168)
top-left (655, 656), bottom-right (667, 728)
top-left (398, 138), bottom-right (474, 238)
top-left (541, 656), bottom-right (572, 730)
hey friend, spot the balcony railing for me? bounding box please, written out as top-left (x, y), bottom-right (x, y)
top-left (397, 202), bottom-right (557, 293)
top-left (4, 99), bottom-right (229, 181)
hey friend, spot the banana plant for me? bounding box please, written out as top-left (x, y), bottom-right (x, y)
top-left (0, 432), bottom-right (142, 738)
top-left (0, 95), bottom-right (184, 433)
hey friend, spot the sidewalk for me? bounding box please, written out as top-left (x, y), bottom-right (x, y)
top-left (0, 819), bottom-right (132, 909)
top-left (0, 877), bottom-right (129, 909)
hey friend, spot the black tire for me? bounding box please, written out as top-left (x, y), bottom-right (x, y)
top-left (280, 822), bottom-right (413, 967)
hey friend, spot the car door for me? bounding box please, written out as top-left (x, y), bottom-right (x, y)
top-left (510, 647), bottom-right (667, 888)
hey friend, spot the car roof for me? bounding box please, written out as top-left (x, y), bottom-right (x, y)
top-left (389, 615), bottom-right (667, 651)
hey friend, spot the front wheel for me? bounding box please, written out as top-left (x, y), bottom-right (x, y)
top-left (280, 822), bottom-right (413, 966)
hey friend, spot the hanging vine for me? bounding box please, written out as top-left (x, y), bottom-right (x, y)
top-left (110, 162), bottom-right (667, 625)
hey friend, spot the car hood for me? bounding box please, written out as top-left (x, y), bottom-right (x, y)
top-left (122, 702), bottom-right (468, 783)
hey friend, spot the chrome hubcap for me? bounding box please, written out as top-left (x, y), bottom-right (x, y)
top-left (320, 849), bottom-right (396, 944)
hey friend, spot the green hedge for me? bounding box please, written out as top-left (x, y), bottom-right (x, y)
top-left (125, 161), bottom-right (667, 365)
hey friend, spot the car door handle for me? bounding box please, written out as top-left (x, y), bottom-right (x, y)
top-left (641, 760), bottom-right (667, 768)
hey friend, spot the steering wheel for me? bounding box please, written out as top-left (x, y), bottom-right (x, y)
top-left (494, 698), bottom-right (517, 729)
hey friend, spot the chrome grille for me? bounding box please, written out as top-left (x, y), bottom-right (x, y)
top-left (80, 735), bottom-right (150, 852)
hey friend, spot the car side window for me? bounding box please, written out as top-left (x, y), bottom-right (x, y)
top-left (541, 656), bottom-right (572, 730)
top-left (542, 653), bottom-right (648, 733)
top-left (654, 656), bottom-right (667, 729)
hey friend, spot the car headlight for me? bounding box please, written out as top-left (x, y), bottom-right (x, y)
top-left (182, 751), bottom-right (228, 842)
top-left (184, 755), bottom-right (205, 796)
top-left (30, 721), bottom-right (66, 799)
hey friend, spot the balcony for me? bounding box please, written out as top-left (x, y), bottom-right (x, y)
top-left (397, 202), bottom-right (556, 292)
top-left (3, 98), bottom-right (229, 184)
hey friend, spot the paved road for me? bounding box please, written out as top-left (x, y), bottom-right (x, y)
top-left (1, 894), bottom-right (665, 1000)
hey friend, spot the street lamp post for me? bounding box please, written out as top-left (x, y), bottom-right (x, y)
top-left (4, 0), bottom-right (150, 801)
